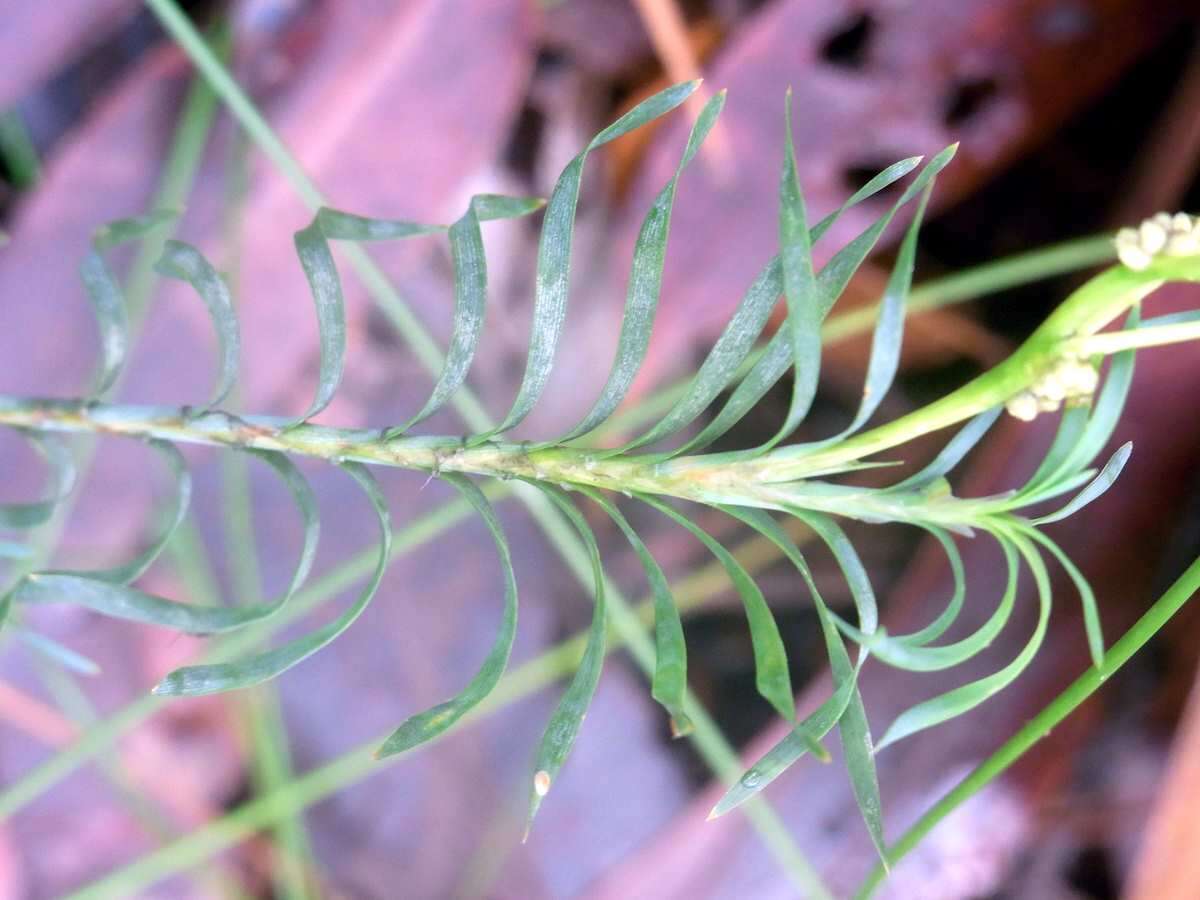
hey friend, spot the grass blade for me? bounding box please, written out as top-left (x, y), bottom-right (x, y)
top-left (638, 496), bottom-right (794, 721)
top-left (0, 430), bottom-right (76, 528)
top-left (524, 484), bottom-right (608, 835)
top-left (15, 628), bottom-right (102, 676)
top-left (153, 239), bottom-right (241, 411)
top-left (480, 82), bottom-right (699, 441)
top-left (376, 473), bottom-right (517, 757)
top-left (153, 460), bottom-right (388, 694)
top-left (578, 487), bottom-right (691, 736)
top-left (561, 91), bottom-right (726, 442)
top-left (82, 212), bottom-right (176, 396)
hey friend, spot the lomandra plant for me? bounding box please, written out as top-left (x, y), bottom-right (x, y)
top-left (3, 72), bottom-right (1200, 897)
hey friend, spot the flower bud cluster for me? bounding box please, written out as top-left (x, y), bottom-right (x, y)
top-left (1005, 355), bottom-right (1100, 421)
top-left (1114, 212), bottom-right (1199, 271)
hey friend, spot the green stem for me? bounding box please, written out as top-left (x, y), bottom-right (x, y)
top-left (752, 255), bottom-right (1198, 481)
top-left (854, 553), bottom-right (1200, 898)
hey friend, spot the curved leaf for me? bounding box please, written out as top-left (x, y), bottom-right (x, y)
top-left (858, 537), bottom-right (1017, 672)
top-left (16, 628), bottom-right (101, 676)
top-left (525, 483), bottom-right (608, 835)
top-left (0, 430), bottom-right (76, 529)
top-left (291, 208), bottom-right (445, 424)
top-left (396, 196), bottom-right (545, 432)
top-left (377, 473), bottom-right (517, 757)
top-left (19, 446), bottom-right (319, 636)
top-left (718, 504), bottom-right (885, 859)
top-left (476, 81), bottom-right (699, 443)
top-left (561, 91), bottom-right (726, 443)
top-left (1032, 441), bottom-right (1131, 526)
top-left (876, 528), bottom-right (1050, 751)
top-left (788, 509), bottom-right (878, 640)
top-left (579, 486), bottom-right (691, 736)
top-left (638, 496), bottom-right (794, 722)
top-left (1023, 527), bottom-right (1105, 669)
top-left (153, 239), bottom-right (241, 411)
top-left (890, 406), bottom-right (1001, 492)
top-left (886, 526), bottom-right (965, 647)
top-left (81, 211), bottom-right (176, 396)
top-left (153, 460), bottom-right (386, 694)
top-left (87, 438), bottom-right (191, 586)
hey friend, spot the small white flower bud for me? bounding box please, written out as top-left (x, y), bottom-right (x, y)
top-left (1139, 219), bottom-right (1168, 255)
top-left (1115, 228), bottom-right (1152, 271)
top-left (1006, 391), bottom-right (1040, 421)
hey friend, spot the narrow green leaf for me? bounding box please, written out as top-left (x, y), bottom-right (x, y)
top-left (722, 505), bottom-right (887, 860)
top-left (152, 460), bottom-right (387, 694)
top-left (478, 81), bottom-right (699, 442)
top-left (1032, 441), bottom-right (1132, 526)
top-left (525, 483), bottom-right (608, 835)
top-left (887, 526), bottom-right (966, 647)
top-left (1024, 528), bottom-right (1105, 669)
top-left (81, 211), bottom-right (176, 396)
top-left (765, 89), bottom-right (822, 452)
top-left (891, 407), bottom-right (1002, 491)
top-left (638, 495), bottom-right (794, 721)
top-left (153, 239), bottom-right (241, 411)
top-left (876, 528), bottom-right (1050, 750)
top-left (16, 575), bottom-right (271, 634)
top-left (579, 487), bottom-right (691, 736)
top-left (614, 255), bottom-right (782, 454)
top-left (789, 510), bottom-right (878, 639)
top-left (710, 671), bottom-right (857, 818)
top-left (561, 91), bottom-right (726, 442)
top-left (18, 447), bottom-right (319, 637)
top-left (15, 628), bottom-right (101, 676)
top-left (395, 196), bottom-right (544, 432)
top-left (1019, 405), bottom-right (1089, 496)
top-left (0, 430), bottom-right (76, 529)
top-left (677, 148), bottom-right (955, 456)
top-left (89, 439), bottom-right (191, 586)
top-left (835, 182), bottom-right (935, 438)
top-left (376, 473), bottom-right (517, 757)
top-left (289, 206), bottom-right (452, 423)
top-left (710, 508), bottom-right (866, 819)
top-left (858, 538), bottom-right (1018, 672)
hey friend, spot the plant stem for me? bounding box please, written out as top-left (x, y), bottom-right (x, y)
top-left (854, 553), bottom-right (1200, 898)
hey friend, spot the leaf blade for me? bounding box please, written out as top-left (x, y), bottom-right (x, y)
top-left (376, 473), bottom-right (518, 757)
